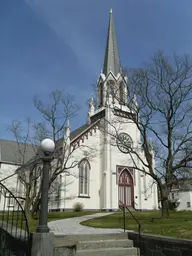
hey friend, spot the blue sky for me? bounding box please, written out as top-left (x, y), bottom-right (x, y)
top-left (1, 0), bottom-right (192, 140)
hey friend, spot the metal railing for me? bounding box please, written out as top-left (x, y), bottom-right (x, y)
top-left (0, 182), bottom-right (30, 256)
top-left (133, 200), bottom-right (140, 211)
top-left (119, 200), bottom-right (141, 255)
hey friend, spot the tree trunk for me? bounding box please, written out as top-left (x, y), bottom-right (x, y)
top-left (24, 199), bottom-right (32, 222)
top-left (161, 197), bottom-right (169, 218)
top-left (158, 183), bottom-right (170, 218)
top-left (31, 197), bottom-right (40, 216)
top-left (23, 187), bottom-right (33, 222)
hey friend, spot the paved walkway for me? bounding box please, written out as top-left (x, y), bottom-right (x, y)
top-left (48, 212), bottom-right (125, 235)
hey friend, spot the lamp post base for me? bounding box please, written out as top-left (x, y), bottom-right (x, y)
top-left (36, 225), bottom-right (50, 233)
top-left (30, 232), bottom-right (54, 256)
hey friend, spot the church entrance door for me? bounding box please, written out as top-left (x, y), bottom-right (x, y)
top-left (118, 169), bottom-right (133, 207)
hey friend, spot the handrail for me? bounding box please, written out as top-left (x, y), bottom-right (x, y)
top-left (119, 201), bottom-right (126, 232)
top-left (133, 200), bottom-right (139, 211)
top-left (119, 200), bottom-right (141, 255)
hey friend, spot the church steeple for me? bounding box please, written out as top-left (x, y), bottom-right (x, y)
top-left (92, 9), bottom-right (128, 115)
top-left (103, 8), bottom-right (121, 77)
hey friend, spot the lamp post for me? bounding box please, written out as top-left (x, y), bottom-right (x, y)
top-left (36, 138), bottom-right (55, 233)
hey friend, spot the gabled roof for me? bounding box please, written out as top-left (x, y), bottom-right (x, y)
top-left (56, 120), bottom-right (100, 149)
top-left (0, 139), bottom-right (36, 165)
top-left (0, 124), bottom-right (90, 165)
top-left (0, 120), bottom-right (99, 168)
top-left (70, 123), bottom-right (90, 140)
top-left (16, 121), bottom-right (99, 173)
top-left (172, 179), bottom-right (192, 192)
top-left (55, 123), bottom-right (90, 149)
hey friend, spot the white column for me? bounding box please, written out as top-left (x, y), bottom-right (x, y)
top-left (138, 172), bottom-right (142, 209)
top-left (104, 96), bottom-right (112, 210)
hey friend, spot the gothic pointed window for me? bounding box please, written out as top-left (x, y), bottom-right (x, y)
top-left (109, 80), bottom-right (115, 95)
top-left (98, 83), bottom-right (103, 107)
top-left (107, 80), bottom-right (116, 102)
top-left (120, 82), bottom-right (125, 104)
top-left (79, 159), bottom-right (90, 197)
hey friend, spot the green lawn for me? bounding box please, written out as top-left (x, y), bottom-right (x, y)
top-left (80, 210), bottom-right (192, 239)
top-left (0, 210), bottom-right (99, 233)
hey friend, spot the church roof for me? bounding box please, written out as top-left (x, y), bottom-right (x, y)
top-left (70, 123), bottom-right (90, 141)
top-left (15, 120), bottom-right (99, 173)
top-left (172, 179), bottom-right (192, 192)
top-left (0, 139), bottom-right (35, 165)
top-left (103, 9), bottom-right (121, 77)
top-left (0, 121), bottom-right (96, 167)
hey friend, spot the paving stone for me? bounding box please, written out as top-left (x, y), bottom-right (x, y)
top-left (48, 212), bottom-right (129, 235)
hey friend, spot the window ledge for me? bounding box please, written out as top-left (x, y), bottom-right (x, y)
top-left (78, 195), bottom-right (90, 199)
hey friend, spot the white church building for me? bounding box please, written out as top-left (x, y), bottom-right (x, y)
top-left (0, 10), bottom-right (158, 211)
top-left (49, 9), bottom-right (158, 211)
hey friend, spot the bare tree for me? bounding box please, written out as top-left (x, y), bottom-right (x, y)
top-left (103, 51), bottom-right (192, 217)
top-left (8, 90), bottom-right (96, 220)
top-left (48, 177), bottom-right (75, 210)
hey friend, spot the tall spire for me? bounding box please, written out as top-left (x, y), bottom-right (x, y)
top-left (103, 9), bottom-right (121, 77)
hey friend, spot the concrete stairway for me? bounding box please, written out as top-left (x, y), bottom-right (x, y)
top-left (54, 233), bottom-right (139, 256)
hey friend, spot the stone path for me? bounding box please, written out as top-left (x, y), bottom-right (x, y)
top-left (48, 212), bottom-right (125, 236)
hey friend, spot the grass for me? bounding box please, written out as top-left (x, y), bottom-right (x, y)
top-left (80, 210), bottom-right (192, 239)
top-left (0, 210), bottom-right (99, 233)
top-left (2, 210), bottom-right (192, 238)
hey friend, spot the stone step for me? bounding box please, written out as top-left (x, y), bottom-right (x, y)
top-left (76, 247), bottom-right (138, 256)
top-left (54, 233), bottom-right (139, 256)
top-left (77, 239), bottom-right (133, 250)
top-left (54, 246), bottom-right (76, 256)
top-left (54, 232), bottom-right (129, 243)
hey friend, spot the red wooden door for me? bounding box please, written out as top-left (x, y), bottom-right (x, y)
top-left (118, 170), bottom-right (133, 207)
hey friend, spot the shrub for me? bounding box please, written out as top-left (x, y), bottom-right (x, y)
top-left (168, 200), bottom-right (179, 210)
top-left (73, 202), bottom-right (84, 212)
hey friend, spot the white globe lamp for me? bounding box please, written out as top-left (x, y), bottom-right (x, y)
top-left (40, 138), bottom-right (55, 153)
top-left (37, 138), bottom-right (55, 233)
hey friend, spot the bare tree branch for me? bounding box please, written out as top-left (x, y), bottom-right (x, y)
top-left (8, 89), bottom-right (95, 219)
top-left (104, 51), bottom-right (192, 217)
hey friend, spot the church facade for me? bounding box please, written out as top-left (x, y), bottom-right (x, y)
top-left (50, 10), bottom-right (159, 211)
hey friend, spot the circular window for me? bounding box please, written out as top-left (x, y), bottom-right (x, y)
top-left (117, 133), bottom-right (132, 154)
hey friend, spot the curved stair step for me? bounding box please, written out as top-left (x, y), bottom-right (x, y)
top-left (78, 239), bottom-right (133, 250)
top-left (76, 247), bottom-right (138, 256)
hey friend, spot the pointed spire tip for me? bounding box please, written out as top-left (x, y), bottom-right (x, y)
top-left (90, 95), bottom-right (94, 102)
top-left (66, 119), bottom-right (70, 127)
top-left (110, 8), bottom-right (112, 14)
top-left (103, 8), bottom-right (121, 76)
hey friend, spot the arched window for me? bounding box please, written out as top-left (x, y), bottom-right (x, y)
top-left (119, 82), bottom-right (125, 104)
top-left (107, 80), bottom-right (115, 95)
top-left (79, 159), bottom-right (90, 197)
top-left (98, 83), bottom-right (103, 107)
top-left (107, 80), bottom-right (116, 103)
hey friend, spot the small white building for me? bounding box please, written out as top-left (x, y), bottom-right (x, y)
top-left (0, 139), bottom-right (35, 211)
top-left (169, 180), bottom-right (192, 211)
top-left (0, 10), bottom-right (159, 212)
